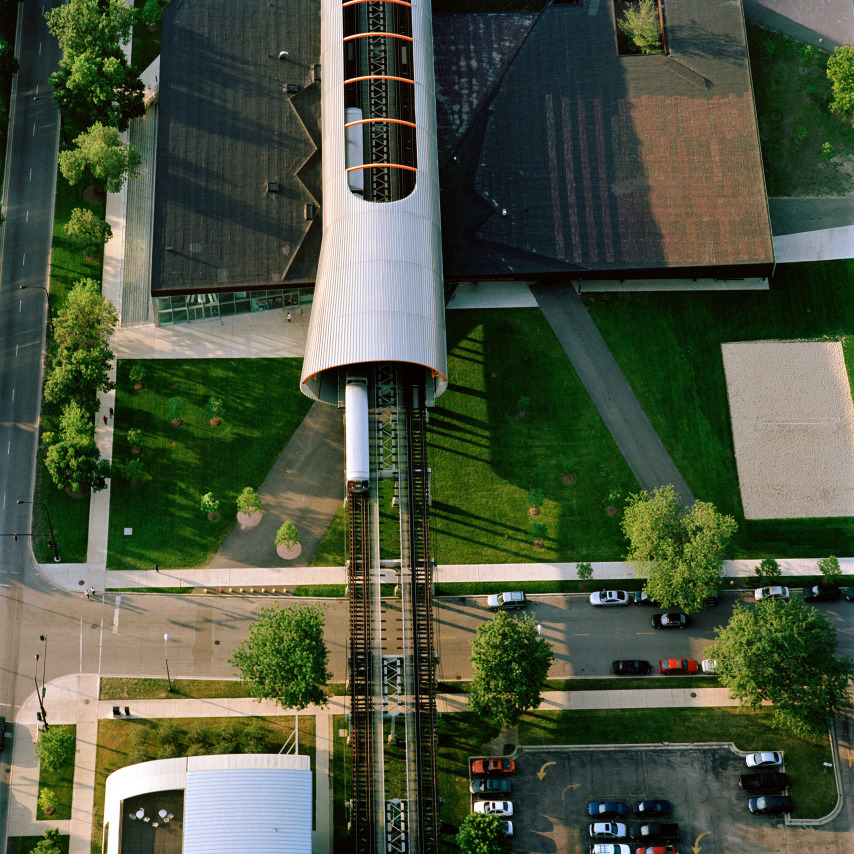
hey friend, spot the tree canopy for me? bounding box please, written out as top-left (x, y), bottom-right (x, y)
top-left (35, 726), bottom-right (77, 772)
top-left (44, 278), bottom-right (117, 411)
top-left (621, 484), bottom-right (737, 614)
top-left (43, 401), bottom-right (111, 494)
top-left (46, 0), bottom-right (135, 55)
top-left (469, 611), bottom-right (554, 726)
top-left (828, 42), bottom-right (854, 124)
top-left (229, 603), bottom-right (331, 710)
top-left (456, 813), bottom-right (513, 854)
top-left (65, 207), bottom-right (112, 256)
top-left (707, 599), bottom-right (854, 737)
top-left (617, 0), bottom-right (661, 54)
top-left (58, 122), bottom-right (141, 193)
top-left (33, 828), bottom-right (64, 854)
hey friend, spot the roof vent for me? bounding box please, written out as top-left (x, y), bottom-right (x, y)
top-left (266, 182), bottom-right (280, 193)
top-left (285, 83), bottom-right (300, 94)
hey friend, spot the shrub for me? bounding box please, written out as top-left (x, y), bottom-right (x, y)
top-left (242, 720), bottom-right (269, 754)
top-left (214, 721), bottom-right (240, 754)
top-left (275, 522), bottom-right (300, 547)
top-left (795, 125), bottom-right (808, 140)
top-left (168, 396), bottom-right (188, 423)
top-left (200, 493), bottom-right (220, 514)
top-left (827, 42), bottom-right (854, 124)
top-left (822, 141), bottom-right (835, 159)
top-left (531, 521), bottom-right (547, 540)
top-left (127, 428), bottom-right (143, 447)
top-left (38, 787), bottom-right (58, 815)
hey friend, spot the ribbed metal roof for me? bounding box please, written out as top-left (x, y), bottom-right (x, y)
top-left (300, 0), bottom-right (447, 403)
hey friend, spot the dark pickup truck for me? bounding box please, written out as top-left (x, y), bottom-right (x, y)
top-left (629, 823), bottom-right (680, 841)
top-left (739, 771), bottom-right (790, 792)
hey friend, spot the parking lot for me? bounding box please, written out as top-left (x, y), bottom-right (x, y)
top-left (484, 745), bottom-right (799, 854)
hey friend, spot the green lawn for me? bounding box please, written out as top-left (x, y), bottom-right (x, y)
top-left (36, 725), bottom-right (76, 821)
top-left (747, 24), bottom-right (854, 196)
top-left (585, 260), bottom-right (854, 557)
top-left (107, 359), bottom-right (312, 569)
top-left (519, 707), bottom-right (834, 819)
top-left (92, 715), bottom-right (315, 854)
top-left (8, 837), bottom-right (70, 854)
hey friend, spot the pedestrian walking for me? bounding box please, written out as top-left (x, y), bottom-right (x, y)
top-left (109, 407), bottom-right (114, 418)
top-left (536, 624), bottom-right (542, 635)
top-left (102, 415), bottom-right (108, 425)
top-left (89, 586), bottom-right (95, 598)
top-left (84, 589), bottom-right (90, 601)
top-left (154, 564), bottom-right (160, 573)
top-left (286, 311), bottom-right (291, 323)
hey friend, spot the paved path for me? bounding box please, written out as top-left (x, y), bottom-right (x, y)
top-left (530, 282), bottom-right (695, 506)
top-left (208, 401), bottom-right (344, 569)
top-left (744, 0), bottom-right (854, 49)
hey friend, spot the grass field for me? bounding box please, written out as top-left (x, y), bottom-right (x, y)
top-left (519, 707), bottom-right (834, 819)
top-left (747, 23), bottom-right (854, 196)
top-left (92, 715), bottom-right (315, 854)
top-left (99, 677), bottom-right (349, 700)
top-left (36, 725), bottom-right (76, 821)
top-left (585, 260), bottom-right (854, 557)
top-left (106, 359), bottom-right (312, 569)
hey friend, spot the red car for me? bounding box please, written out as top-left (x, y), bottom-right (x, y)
top-left (658, 658), bottom-right (699, 675)
top-left (471, 757), bottom-right (516, 775)
top-left (635, 847), bottom-right (677, 854)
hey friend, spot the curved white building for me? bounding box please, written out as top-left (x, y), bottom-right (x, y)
top-left (300, 0), bottom-right (447, 404)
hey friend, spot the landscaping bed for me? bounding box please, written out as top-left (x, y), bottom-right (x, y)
top-left (106, 358), bottom-right (312, 570)
top-left (36, 724), bottom-right (76, 821)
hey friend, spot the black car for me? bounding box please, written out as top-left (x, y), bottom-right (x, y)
top-left (739, 771), bottom-right (789, 792)
top-left (748, 795), bottom-right (793, 815)
top-left (651, 613), bottom-right (688, 629)
top-left (803, 585), bottom-right (840, 602)
top-left (845, 587), bottom-right (854, 602)
top-left (633, 800), bottom-right (672, 818)
top-left (633, 591), bottom-right (655, 606)
top-left (611, 659), bottom-right (652, 676)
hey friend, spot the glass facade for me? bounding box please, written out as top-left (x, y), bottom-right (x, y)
top-left (154, 288), bottom-right (313, 326)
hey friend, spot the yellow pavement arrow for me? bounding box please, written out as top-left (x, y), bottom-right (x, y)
top-left (692, 831), bottom-right (711, 854)
top-left (537, 761), bottom-right (556, 781)
top-left (560, 783), bottom-right (581, 800)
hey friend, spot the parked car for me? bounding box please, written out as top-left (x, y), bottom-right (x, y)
top-left (633, 801), bottom-right (671, 818)
top-left (588, 801), bottom-right (630, 818)
top-left (590, 590), bottom-right (630, 607)
top-left (658, 658), bottom-right (699, 675)
top-left (632, 591), bottom-right (656, 606)
top-left (703, 594), bottom-right (721, 607)
top-left (487, 591), bottom-right (527, 610)
top-left (470, 778), bottom-right (512, 795)
top-left (748, 795), bottom-right (793, 815)
top-left (701, 659), bottom-right (718, 674)
top-left (589, 822), bottom-right (628, 839)
top-left (803, 585), bottom-right (840, 602)
top-left (754, 586), bottom-right (789, 602)
top-left (651, 613), bottom-right (688, 629)
top-left (633, 848), bottom-right (677, 854)
top-left (473, 800), bottom-right (513, 817)
top-left (628, 823), bottom-right (680, 841)
top-left (500, 820), bottom-right (513, 837)
top-left (612, 659), bottom-right (652, 676)
top-left (844, 587), bottom-right (854, 602)
top-left (470, 758), bottom-right (515, 775)
top-left (590, 846), bottom-right (631, 854)
top-left (745, 751), bottom-right (783, 768)
top-left (739, 771), bottom-right (789, 792)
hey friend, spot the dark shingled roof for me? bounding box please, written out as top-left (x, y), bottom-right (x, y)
top-left (151, 0), bottom-right (320, 296)
top-left (440, 0), bottom-right (774, 279)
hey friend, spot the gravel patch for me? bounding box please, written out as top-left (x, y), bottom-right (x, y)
top-left (722, 340), bottom-right (854, 519)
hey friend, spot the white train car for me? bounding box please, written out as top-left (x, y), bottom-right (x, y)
top-left (345, 376), bottom-right (370, 492)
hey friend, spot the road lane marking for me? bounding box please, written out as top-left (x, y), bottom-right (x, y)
top-left (29, 167), bottom-right (31, 180)
top-left (25, 209), bottom-right (28, 221)
top-left (32, 123), bottom-right (35, 136)
top-left (574, 633), bottom-right (590, 636)
top-left (22, 253), bottom-right (25, 266)
top-left (112, 595), bottom-right (121, 634)
top-left (693, 830), bottom-right (711, 852)
top-left (537, 761), bottom-right (556, 780)
top-left (11, 389), bottom-right (14, 401)
top-left (637, 631), bottom-right (655, 635)
top-left (560, 783), bottom-right (580, 800)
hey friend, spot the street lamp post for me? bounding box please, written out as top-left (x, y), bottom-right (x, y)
top-left (17, 499), bottom-right (60, 562)
top-left (163, 634), bottom-right (173, 692)
top-left (19, 285), bottom-right (54, 335)
top-left (34, 653), bottom-right (49, 730)
top-left (40, 635), bottom-right (47, 698)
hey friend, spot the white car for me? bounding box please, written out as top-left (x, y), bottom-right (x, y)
top-left (591, 846), bottom-right (631, 854)
top-left (589, 822), bottom-right (627, 839)
top-left (701, 659), bottom-right (718, 674)
top-left (486, 592), bottom-right (527, 611)
top-left (589, 590), bottom-right (630, 607)
top-left (500, 820), bottom-right (513, 837)
top-left (745, 751), bottom-right (783, 768)
top-left (754, 586), bottom-right (789, 602)
top-left (473, 800), bottom-right (513, 817)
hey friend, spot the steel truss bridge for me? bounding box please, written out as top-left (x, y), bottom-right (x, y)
top-left (346, 363), bottom-right (440, 854)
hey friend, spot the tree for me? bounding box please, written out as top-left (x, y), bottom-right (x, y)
top-left (33, 828), bottom-right (64, 854)
top-left (44, 278), bottom-right (117, 412)
top-left (456, 813), bottom-right (513, 854)
top-left (621, 484), bottom-right (737, 614)
top-left (136, 0), bottom-right (164, 27)
top-left (617, 0), bottom-right (661, 54)
top-left (43, 401), bottom-right (111, 493)
top-left (127, 428), bottom-right (143, 451)
top-left (58, 123), bottom-right (141, 193)
top-left (129, 363), bottom-right (147, 388)
top-left (168, 396), bottom-right (188, 425)
top-left (576, 561), bottom-right (593, 581)
top-left (817, 555), bottom-right (843, 586)
top-left (275, 522), bottom-right (300, 547)
top-left (65, 207), bottom-right (112, 256)
top-left (46, 0), bottom-right (135, 55)
top-left (237, 487), bottom-right (262, 515)
top-left (229, 603), bottom-right (331, 710)
top-left (754, 557), bottom-right (781, 586)
top-left (469, 612), bottom-right (554, 727)
top-left (119, 457), bottom-right (148, 487)
top-left (35, 726), bottom-right (76, 772)
top-left (827, 43), bottom-right (854, 124)
top-left (200, 492), bottom-right (220, 515)
top-left (0, 38), bottom-right (18, 78)
top-left (707, 599), bottom-right (854, 737)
